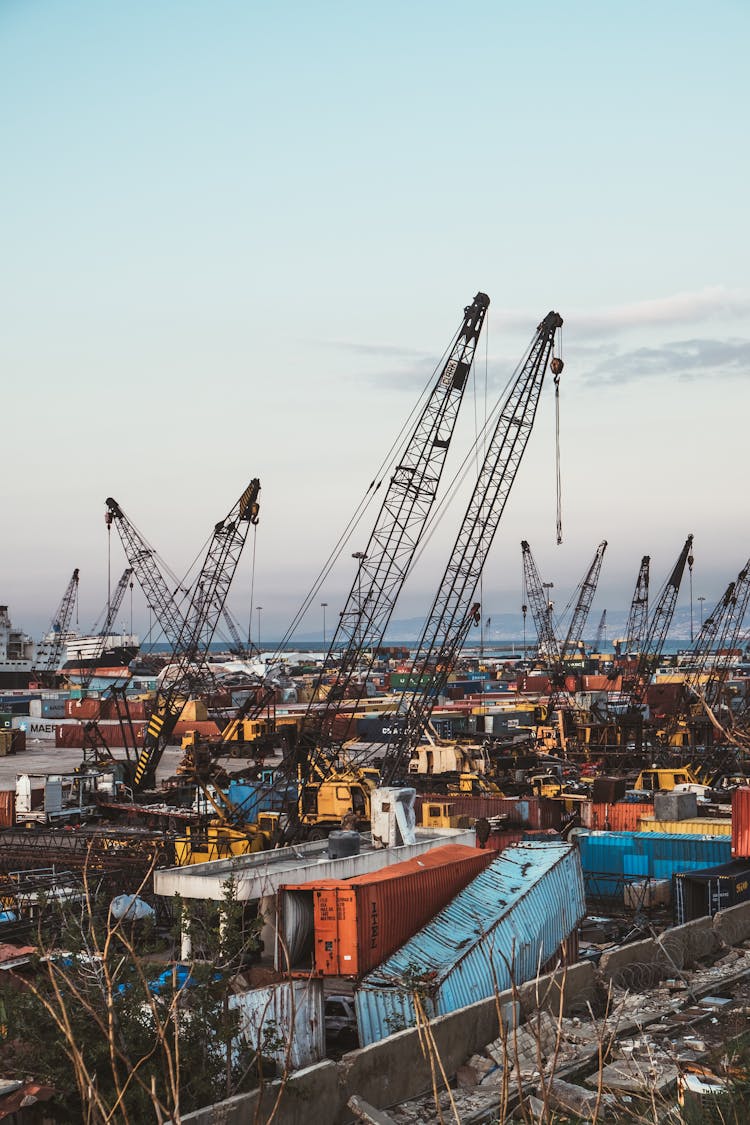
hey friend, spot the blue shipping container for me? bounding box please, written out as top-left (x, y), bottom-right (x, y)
top-left (355, 842), bottom-right (584, 1046)
top-left (575, 831), bottom-right (731, 900)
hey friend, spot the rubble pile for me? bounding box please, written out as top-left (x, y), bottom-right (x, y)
top-left (385, 939), bottom-right (750, 1123)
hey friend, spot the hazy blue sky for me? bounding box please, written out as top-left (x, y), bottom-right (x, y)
top-left (2, 1), bottom-right (749, 643)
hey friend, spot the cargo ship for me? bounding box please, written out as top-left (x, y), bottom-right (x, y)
top-left (0, 606), bottom-right (35, 688)
top-left (61, 633), bottom-right (140, 683)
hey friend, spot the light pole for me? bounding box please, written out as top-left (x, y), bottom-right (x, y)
top-left (698, 596), bottom-right (706, 629)
top-left (321, 602), bottom-right (328, 649)
top-left (256, 606), bottom-right (263, 652)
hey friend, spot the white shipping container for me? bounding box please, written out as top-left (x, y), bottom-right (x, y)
top-left (12, 716), bottom-right (76, 740)
top-left (229, 978), bottom-right (324, 1072)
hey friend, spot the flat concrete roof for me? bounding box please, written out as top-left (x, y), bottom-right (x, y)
top-left (153, 827), bottom-right (478, 901)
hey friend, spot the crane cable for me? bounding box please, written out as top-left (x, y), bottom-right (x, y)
top-left (554, 324), bottom-right (563, 545)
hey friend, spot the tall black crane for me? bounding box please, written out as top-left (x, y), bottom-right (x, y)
top-left (105, 497), bottom-right (189, 651)
top-left (297, 293), bottom-right (490, 763)
top-left (629, 535), bottom-right (693, 708)
top-left (35, 569), bottom-right (80, 674)
top-left (132, 480), bottom-right (260, 789)
top-left (593, 609), bottom-right (607, 651)
top-left (623, 556), bottom-right (650, 654)
top-left (521, 540), bottom-right (561, 667)
top-left (561, 541), bottom-right (608, 659)
top-left (379, 311), bottom-right (564, 785)
top-left (72, 568), bottom-right (133, 693)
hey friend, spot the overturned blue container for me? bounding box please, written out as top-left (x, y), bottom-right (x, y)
top-left (575, 830), bottom-right (731, 900)
top-left (355, 842), bottom-right (584, 1046)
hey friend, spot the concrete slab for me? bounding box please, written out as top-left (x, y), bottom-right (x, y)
top-left (587, 1058), bottom-right (678, 1095)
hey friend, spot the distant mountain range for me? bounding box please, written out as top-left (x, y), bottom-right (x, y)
top-left (292, 605), bottom-right (708, 645)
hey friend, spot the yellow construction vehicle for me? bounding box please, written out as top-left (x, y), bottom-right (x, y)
top-left (420, 800), bottom-right (473, 830)
top-left (633, 766), bottom-right (704, 792)
top-left (174, 812), bottom-right (282, 865)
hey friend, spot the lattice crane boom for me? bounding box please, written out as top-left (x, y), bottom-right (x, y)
top-left (379, 311), bottom-right (564, 785)
top-left (298, 292), bottom-right (490, 761)
top-left (624, 556), bottom-right (650, 654)
top-left (521, 540), bottom-right (561, 667)
top-left (35, 568), bottom-right (80, 673)
top-left (105, 497), bottom-right (189, 651)
top-left (561, 540), bottom-right (607, 659)
top-left (630, 534), bottom-right (693, 707)
top-left (133, 479), bottom-right (260, 788)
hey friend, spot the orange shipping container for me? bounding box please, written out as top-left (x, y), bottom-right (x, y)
top-left (732, 787), bottom-right (750, 858)
top-left (278, 844), bottom-right (494, 978)
top-left (581, 800), bottom-right (654, 832)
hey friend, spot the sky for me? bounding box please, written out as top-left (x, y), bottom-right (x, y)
top-left (2, 1), bottom-right (749, 645)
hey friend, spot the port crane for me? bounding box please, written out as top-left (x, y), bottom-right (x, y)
top-left (617, 555), bottom-right (650, 656)
top-left (593, 609), bottom-right (607, 652)
top-left (376, 311), bottom-right (564, 788)
top-left (561, 541), bottom-right (608, 660)
top-left (295, 294), bottom-right (490, 761)
top-left (680, 561), bottom-right (750, 747)
top-left (626, 534), bottom-right (694, 712)
top-left (132, 479), bottom-right (260, 790)
top-left (105, 497), bottom-right (191, 653)
top-left (35, 568), bottom-right (80, 676)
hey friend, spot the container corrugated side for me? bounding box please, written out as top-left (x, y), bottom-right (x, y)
top-left (732, 788), bottom-right (750, 858)
top-left (581, 802), bottom-right (653, 832)
top-left (639, 817), bottom-right (732, 837)
top-left (229, 978), bottom-right (323, 1071)
top-left (355, 843), bottom-right (584, 1046)
top-left (576, 831), bottom-right (731, 899)
top-left (279, 844), bottom-right (493, 977)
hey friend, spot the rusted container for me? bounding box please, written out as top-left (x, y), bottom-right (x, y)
top-left (482, 829), bottom-right (525, 852)
top-left (581, 801), bottom-right (654, 832)
top-left (414, 793), bottom-right (562, 829)
top-left (0, 790), bottom-right (14, 827)
top-left (582, 674), bottom-right (622, 691)
top-left (732, 787), bottom-right (750, 858)
top-left (278, 844), bottom-right (493, 978)
top-left (65, 698), bottom-right (101, 720)
top-left (55, 722), bottom-right (147, 748)
top-left (516, 674), bottom-right (551, 693)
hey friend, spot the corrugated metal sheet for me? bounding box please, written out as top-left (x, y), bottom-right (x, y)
top-left (355, 843), bottom-right (584, 1045)
top-left (229, 978), bottom-right (324, 1071)
top-left (576, 831), bottom-right (731, 900)
top-left (581, 802), bottom-right (653, 831)
top-left (639, 817), bottom-right (732, 837)
top-left (732, 788), bottom-right (750, 858)
top-left (278, 844), bottom-right (493, 977)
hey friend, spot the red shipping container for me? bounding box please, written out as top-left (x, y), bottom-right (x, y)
top-left (279, 844), bottom-right (494, 977)
top-left (482, 829), bottom-right (525, 852)
top-left (55, 721), bottom-right (148, 748)
top-left (65, 698), bottom-right (101, 720)
top-left (732, 787), bottom-right (750, 858)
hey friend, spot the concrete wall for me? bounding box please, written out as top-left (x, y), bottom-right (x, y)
top-left (178, 901), bottom-right (750, 1124)
top-left (155, 828), bottom-right (477, 902)
top-left (177, 961), bottom-right (596, 1125)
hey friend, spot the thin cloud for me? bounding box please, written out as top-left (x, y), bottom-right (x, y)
top-left (494, 287), bottom-right (750, 338)
top-left (583, 336), bottom-right (750, 384)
